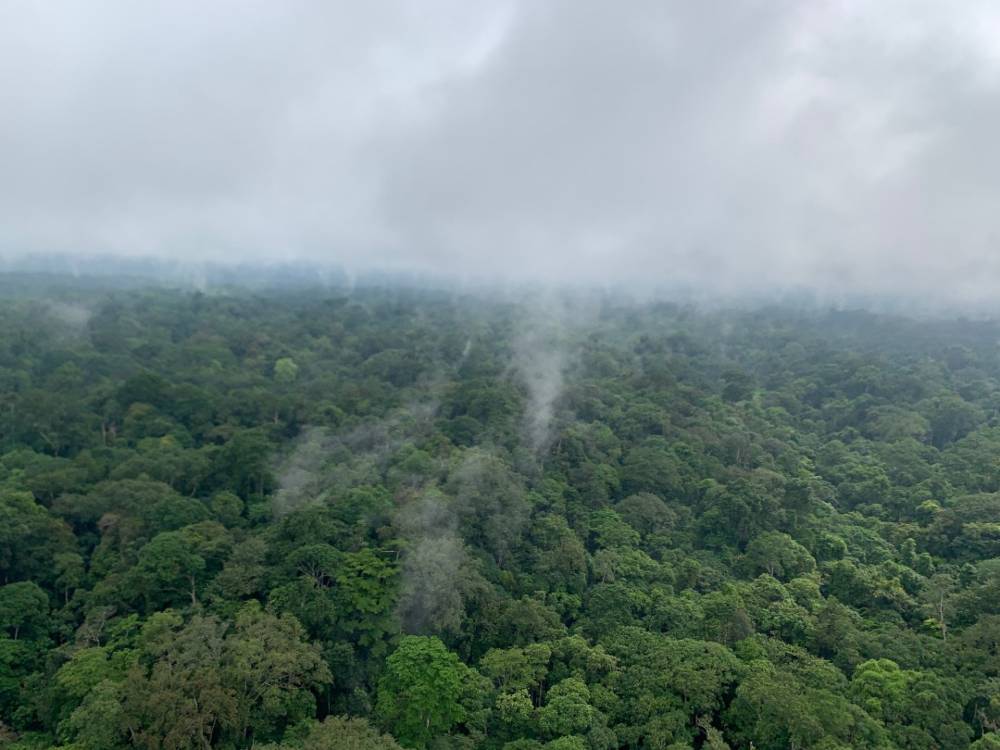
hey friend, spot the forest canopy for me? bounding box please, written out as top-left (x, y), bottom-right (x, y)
top-left (3, 278), bottom-right (1000, 749)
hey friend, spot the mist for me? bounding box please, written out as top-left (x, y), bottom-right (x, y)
top-left (394, 488), bottom-right (472, 636)
top-left (511, 294), bottom-right (594, 453)
top-left (3, 2), bottom-right (1000, 305)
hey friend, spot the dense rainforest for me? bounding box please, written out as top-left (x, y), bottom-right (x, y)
top-left (4, 277), bottom-right (1000, 750)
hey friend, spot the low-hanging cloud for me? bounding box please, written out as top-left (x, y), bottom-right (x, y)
top-left (3, 1), bottom-right (1000, 304)
top-left (510, 294), bottom-right (587, 453)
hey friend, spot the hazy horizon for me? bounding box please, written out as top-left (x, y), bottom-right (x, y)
top-left (3, 2), bottom-right (1000, 306)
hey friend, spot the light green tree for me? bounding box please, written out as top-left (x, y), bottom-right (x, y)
top-left (0, 581), bottom-right (48, 640)
top-left (274, 357), bottom-right (300, 384)
top-left (376, 635), bottom-right (470, 748)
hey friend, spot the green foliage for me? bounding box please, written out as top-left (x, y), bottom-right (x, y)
top-left (108, 605), bottom-right (329, 749)
top-left (299, 715), bottom-right (404, 750)
top-left (274, 358), bottom-right (300, 385)
top-left (0, 582), bottom-right (48, 641)
top-left (538, 678), bottom-right (594, 738)
top-left (376, 636), bottom-right (470, 748)
top-left (743, 532), bottom-right (816, 581)
top-left (4, 283), bottom-right (1000, 749)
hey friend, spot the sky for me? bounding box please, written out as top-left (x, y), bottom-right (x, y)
top-left (2, 1), bottom-right (1000, 302)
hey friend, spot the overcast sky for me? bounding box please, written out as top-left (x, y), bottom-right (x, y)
top-left (2, 1), bottom-right (1000, 300)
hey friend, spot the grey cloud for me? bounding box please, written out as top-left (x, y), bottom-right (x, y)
top-left (2, 1), bottom-right (1000, 303)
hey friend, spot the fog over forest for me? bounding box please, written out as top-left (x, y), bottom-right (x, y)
top-left (9, 5), bottom-right (1000, 750)
top-left (3, 1), bottom-right (1000, 305)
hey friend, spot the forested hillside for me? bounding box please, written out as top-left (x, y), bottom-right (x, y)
top-left (5, 281), bottom-right (1000, 750)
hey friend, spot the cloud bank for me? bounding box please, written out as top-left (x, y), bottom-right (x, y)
top-left (2, 1), bottom-right (1000, 301)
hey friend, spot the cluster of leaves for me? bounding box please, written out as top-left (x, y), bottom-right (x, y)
top-left (4, 281), bottom-right (1000, 749)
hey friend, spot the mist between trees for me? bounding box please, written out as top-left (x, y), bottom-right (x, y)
top-left (4, 280), bottom-right (1000, 749)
